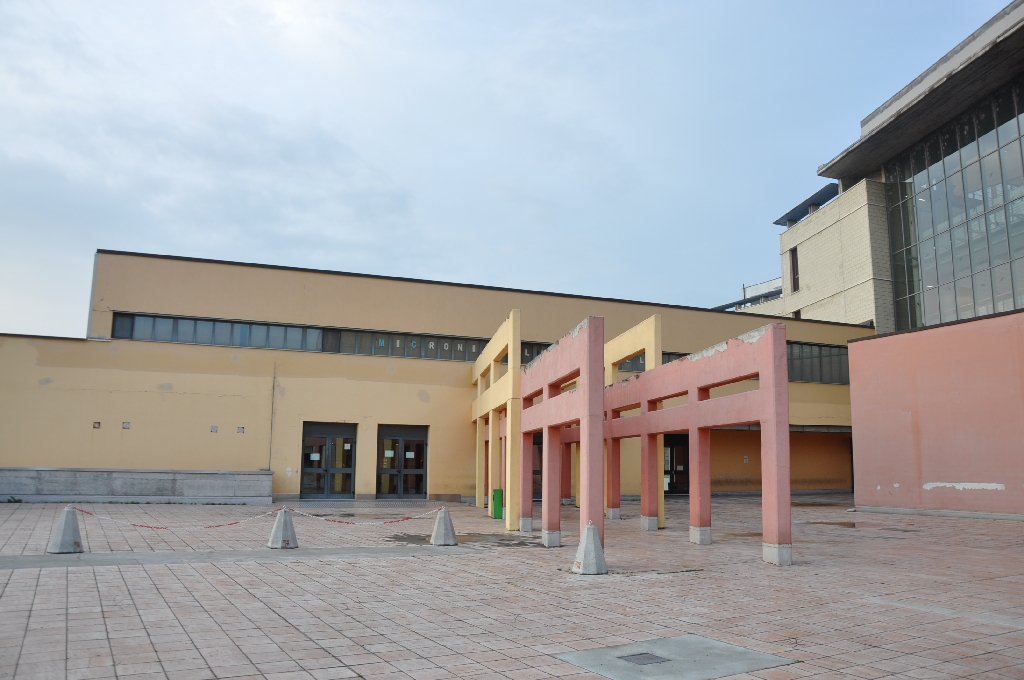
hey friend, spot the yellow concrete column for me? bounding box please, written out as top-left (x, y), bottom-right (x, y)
top-left (475, 418), bottom-right (486, 508)
top-left (355, 421), bottom-right (378, 499)
top-left (488, 411), bottom-right (501, 509)
top-left (504, 398), bottom-right (521, 531)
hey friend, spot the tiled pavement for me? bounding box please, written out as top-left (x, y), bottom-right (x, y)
top-left (1, 495), bottom-right (1023, 680)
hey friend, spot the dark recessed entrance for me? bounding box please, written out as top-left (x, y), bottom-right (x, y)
top-left (664, 433), bottom-right (689, 495)
top-left (301, 422), bottom-right (356, 499)
top-left (377, 425), bottom-right (427, 499)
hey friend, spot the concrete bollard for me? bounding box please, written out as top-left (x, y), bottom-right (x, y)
top-left (571, 522), bottom-right (607, 575)
top-left (430, 507), bottom-right (458, 546)
top-left (47, 506), bottom-right (84, 554)
top-left (267, 508), bottom-right (298, 549)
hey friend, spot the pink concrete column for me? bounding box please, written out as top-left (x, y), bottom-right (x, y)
top-left (689, 427), bottom-right (712, 544)
top-left (606, 437), bottom-right (621, 520)
top-left (579, 317), bottom-right (606, 546)
top-left (760, 324), bottom-right (792, 565)
top-left (561, 443), bottom-right (573, 500)
top-left (639, 433), bottom-right (659, 530)
top-left (542, 426), bottom-right (562, 547)
top-left (520, 431), bottom-right (534, 532)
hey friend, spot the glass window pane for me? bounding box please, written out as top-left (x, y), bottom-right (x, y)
top-left (977, 101), bottom-right (998, 158)
top-left (195, 320), bottom-right (213, 345)
top-left (912, 145), bottom-right (929, 194)
top-left (946, 171), bottom-right (967, 227)
top-left (894, 296), bottom-right (910, 331)
top-left (995, 87), bottom-right (1019, 146)
top-left (467, 340), bottom-right (482, 362)
top-left (940, 122), bottom-right (961, 176)
top-left (906, 244), bottom-right (921, 296)
top-left (438, 338), bottom-right (454, 361)
top-left (230, 323), bottom-right (249, 347)
top-left (267, 325), bottom-right (285, 349)
top-left (955, 277), bottom-right (975, 320)
top-left (982, 151), bottom-right (1004, 209)
top-left (339, 331), bottom-right (357, 354)
top-left (951, 224), bottom-right (971, 279)
top-left (920, 237), bottom-right (937, 292)
top-left (405, 336), bottom-right (422, 358)
top-left (285, 327), bottom-right (302, 350)
top-left (892, 250), bottom-right (908, 299)
top-left (993, 263), bottom-right (1014, 312)
top-left (371, 333), bottom-right (389, 355)
top-left (899, 153), bottom-right (914, 201)
top-left (988, 207), bottom-right (1010, 266)
top-left (909, 293), bottom-right (924, 329)
top-left (969, 217), bottom-right (990, 272)
top-left (974, 269), bottom-right (994, 316)
top-left (934, 230), bottom-right (953, 285)
top-left (1001, 139), bottom-right (1024, 203)
top-left (153, 317), bottom-right (174, 342)
top-left (322, 329), bottom-right (340, 353)
top-left (249, 324), bottom-right (267, 348)
top-left (355, 332), bottom-right (372, 355)
top-left (964, 162), bottom-right (984, 219)
top-left (915, 190), bottom-right (933, 241)
top-left (1013, 257), bottom-right (1024, 309)
top-left (174, 318), bottom-right (195, 343)
top-left (930, 181), bottom-right (949, 233)
top-left (923, 287), bottom-right (940, 326)
top-left (213, 321), bottom-right (231, 346)
top-left (112, 314), bottom-right (134, 339)
top-left (132, 316), bottom-right (154, 341)
top-left (927, 135), bottom-right (944, 186)
top-left (1009, 197), bottom-right (1024, 260)
top-left (304, 328), bottom-right (322, 351)
top-left (888, 205), bottom-right (905, 252)
top-left (958, 112), bottom-right (979, 166)
top-left (938, 282), bottom-right (956, 323)
top-left (901, 199), bottom-right (916, 245)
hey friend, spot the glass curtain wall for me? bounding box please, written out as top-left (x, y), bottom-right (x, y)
top-left (885, 77), bottom-right (1024, 331)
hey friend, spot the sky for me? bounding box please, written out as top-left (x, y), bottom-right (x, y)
top-left (0, 1), bottom-right (1011, 337)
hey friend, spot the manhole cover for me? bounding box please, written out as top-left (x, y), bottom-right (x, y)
top-left (618, 653), bottom-right (668, 665)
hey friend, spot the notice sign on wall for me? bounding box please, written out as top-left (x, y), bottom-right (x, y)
top-left (310, 453), bottom-right (320, 461)
top-left (385, 450), bottom-right (395, 458)
top-left (344, 443), bottom-right (351, 450)
top-left (406, 451), bottom-right (414, 458)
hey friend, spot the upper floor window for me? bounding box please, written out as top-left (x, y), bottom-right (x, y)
top-left (790, 247), bottom-right (800, 292)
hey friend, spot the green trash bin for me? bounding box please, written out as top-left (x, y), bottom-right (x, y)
top-left (490, 488), bottom-right (503, 519)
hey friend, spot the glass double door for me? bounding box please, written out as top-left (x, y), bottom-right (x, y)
top-left (664, 433), bottom-right (690, 495)
top-left (300, 423), bottom-right (356, 498)
top-left (377, 426), bottom-right (427, 498)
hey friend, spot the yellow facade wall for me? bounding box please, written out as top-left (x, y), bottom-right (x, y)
top-left (0, 335), bottom-right (476, 499)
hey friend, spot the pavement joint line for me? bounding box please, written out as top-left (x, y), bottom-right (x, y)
top-left (865, 596), bottom-right (1024, 628)
top-left (0, 545), bottom-right (483, 570)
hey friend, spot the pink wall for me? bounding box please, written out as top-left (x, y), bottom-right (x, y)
top-left (849, 310), bottom-right (1024, 515)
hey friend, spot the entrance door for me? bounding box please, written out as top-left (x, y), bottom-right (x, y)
top-left (376, 425), bottom-right (428, 498)
top-left (664, 433), bottom-right (689, 494)
top-left (301, 422), bottom-right (357, 499)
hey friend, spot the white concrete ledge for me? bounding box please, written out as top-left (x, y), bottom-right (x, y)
top-left (854, 505), bottom-right (1024, 522)
top-left (542, 530), bottom-right (560, 548)
top-left (0, 468), bottom-right (272, 504)
top-left (763, 543), bottom-right (793, 566)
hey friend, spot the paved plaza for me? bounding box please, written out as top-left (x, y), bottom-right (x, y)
top-left (1, 495), bottom-right (1023, 680)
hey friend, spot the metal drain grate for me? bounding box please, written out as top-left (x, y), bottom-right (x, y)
top-left (618, 653), bottom-right (669, 666)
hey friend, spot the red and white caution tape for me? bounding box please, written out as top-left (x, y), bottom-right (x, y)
top-left (72, 506), bottom-right (282, 531)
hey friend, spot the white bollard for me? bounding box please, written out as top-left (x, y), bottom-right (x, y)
top-left (571, 522), bottom-right (607, 575)
top-left (430, 507), bottom-right (458, 546)
top-left (267, 508), bottom-right (298, 549)
top-left (47, 506), bottom-right (84, 554)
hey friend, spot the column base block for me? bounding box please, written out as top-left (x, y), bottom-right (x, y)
top-left (606, 507), bottom-right (621, 520)
top-left (689, 526), bottom-right (711, 544)
top-left (640, 515), bottom-right (658, 531)
top-left (763, 542), bottom-right (793, 566)
top-left (519, 517), bottom-right (533, 532)
top-left (542, 530), bottom-right (561, 547)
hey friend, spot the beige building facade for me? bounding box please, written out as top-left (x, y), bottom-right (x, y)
top-left (0, 251), bottom-right (872, 505)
